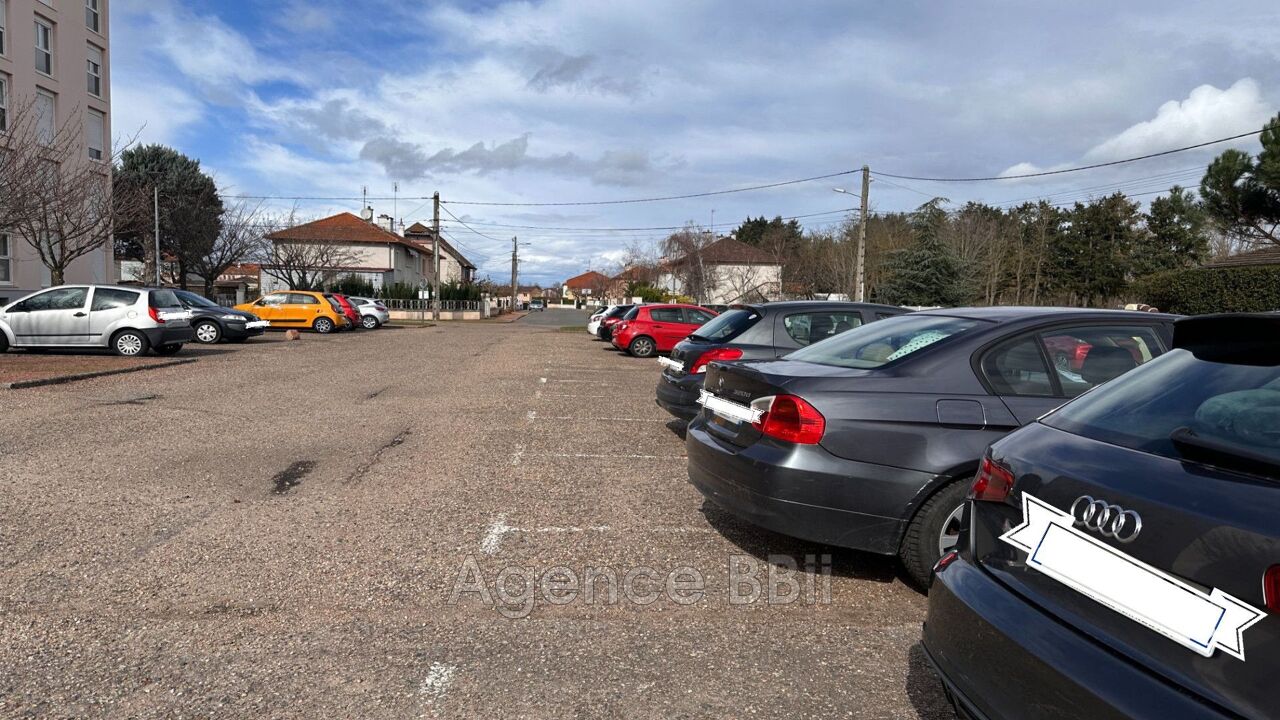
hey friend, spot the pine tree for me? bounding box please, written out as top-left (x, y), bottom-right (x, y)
top-left (875, 200), bottom-right (971, 306)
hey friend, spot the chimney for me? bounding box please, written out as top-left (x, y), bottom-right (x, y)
top-left (376, 214), bottom-right (394, 232)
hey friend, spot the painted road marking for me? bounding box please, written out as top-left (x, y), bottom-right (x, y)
top-left (481, 515), bottom-right (513, 555)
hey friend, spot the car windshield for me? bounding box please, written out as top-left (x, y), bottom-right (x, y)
top-left (787, 314), bottom-right (984, 369)
top-left (690, 308), bottom-right (760, 342)
top-left (178, 291), bottom-right (219, 308)
top-left (1044, 350), bottom-right (1280, 471)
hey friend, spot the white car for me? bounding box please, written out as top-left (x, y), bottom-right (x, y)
top-left (0, 285), bottom-right (194, 356)
top-left (345, 296), bottom-right (391, 329)
top-left (587, 305), bottom-right (614, 336)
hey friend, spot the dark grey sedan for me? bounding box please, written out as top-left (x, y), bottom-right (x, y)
top-left (656, 301), bottom-right (908, 421)
top-left (686, 306), bottom-right (1177, 587)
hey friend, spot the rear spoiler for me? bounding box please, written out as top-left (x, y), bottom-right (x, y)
top-left (1172, 313), bottom-right (1280, 366)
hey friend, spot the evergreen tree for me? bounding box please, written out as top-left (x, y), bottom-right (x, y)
top-left (875, 200), bottom-right (971, 306)
top-left (1055, 194), bottom-right (1141, 307)
top-left (1199, 112), bottom-right (1280, 245)
top-left (1135, 186), bottom-right (1210, 276)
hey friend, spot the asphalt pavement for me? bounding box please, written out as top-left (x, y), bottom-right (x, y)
top-left (0, 318), bottom-right (951, 719)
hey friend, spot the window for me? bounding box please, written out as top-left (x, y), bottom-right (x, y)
top-left (35, 90), bottom-right (54, 144)
top-left (23, 287), bottom-right (89, 312)
top-left (0, 234), bottom-right (10, 284)
top-left (649, 308), bottom-right (683, 323)
top-left (689, 308), bottom-right (760, 342)
top-left (1039, 325), bottom-right (1165, 398)
top-left (85, 0), bottom-right (100, 34)
top-left (0, 0), bottom-right (7, 56)
top-left (684, 308), bottom-right (715, 325)
top-left (981, 337), bottom-right (1054, 397)
top-left (0, 74), bottom-right (8, 133)
top-left (91, 288), bottom-right (140, 311)
top-left (784, 312), bottom-right (864, 347)
top-left (257, 294), bottom-right (286, 307)
top-left (34, 19), bottom-right (53, 76)
top-left (288, 293), bottom-right (319, 305)
top-left (788, 314), bottom-right (983, 369)
top-left (86, 109), bottom-right (104, 160)
top-left (149, 289), bottom-right (182, 308)
top-left (87, 45), bottom-right (102, 96)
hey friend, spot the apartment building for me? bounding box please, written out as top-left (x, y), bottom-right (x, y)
top-left (0, 0), bottom-right (113, 304)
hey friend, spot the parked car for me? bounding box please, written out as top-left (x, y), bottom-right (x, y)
top-left (327, 294), bottom-right (363, 331)
top-left (587, 306), bottom-right (613, 337)
top-left (0, 285), bottom-right (194, 356)
top-left (234, 291), bottom-right (349, 333)
top-left (596, 304), bottom-right (635, 341)
top-left (174, 289), bottom-right (268, 344)
top-left (656, 301), bottom-right (908, 421)
top-left (924, 312), bottom-right (1279, 720)
top-left (612, 303), bottom-right (718, 358)
top-left (530, 299), bottom-right (545, 311)
top-left (345, 296), bottom-right (391, 329)
top-left (686, 307), bottom-right (1177, 587)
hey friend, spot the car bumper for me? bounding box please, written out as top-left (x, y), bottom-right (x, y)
top-left (923, 555), bottom-right (1231, 720)
top-left (685, 419), bottom-right (936, 554)
top-left (222, 322), bottom-right (266, 339)
top-left (655, 372), bottom-right (702, 420)
top-left (142, 325), bottom-right (195, 346)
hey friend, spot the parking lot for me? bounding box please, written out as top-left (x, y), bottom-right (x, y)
top-left (0, 316), bottom-right (949, 719)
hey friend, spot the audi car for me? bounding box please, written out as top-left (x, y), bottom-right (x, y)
top-left (924, 313), bottom-right (1279, 720)
top-left (686, 307), bottom-right (1177, 587)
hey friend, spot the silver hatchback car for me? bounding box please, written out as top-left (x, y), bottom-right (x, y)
top-left (345, 296), bottom-right (391, 329)
top-left (0, 285), bottom-right (195, 356)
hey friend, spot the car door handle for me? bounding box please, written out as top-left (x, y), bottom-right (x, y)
top-left (73, 312), bottom-right (87, 317)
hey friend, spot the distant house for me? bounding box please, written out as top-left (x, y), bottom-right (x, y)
top-left (658, 236), bottom-right (783, 304)
top-left (261, 212), bottom-right (433, 293)
top-left (1204, 246), bottom-right (1280, 268)
top-left (404, 223), bottom-right (478, 285)
top-left (562, 270), bottom-right (611, 303)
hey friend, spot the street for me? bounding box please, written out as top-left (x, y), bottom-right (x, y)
top-left (0, 317), bottom-right (950, 719)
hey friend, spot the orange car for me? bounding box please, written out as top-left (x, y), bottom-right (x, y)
top-left (235, 291), bottom-right (349, 334)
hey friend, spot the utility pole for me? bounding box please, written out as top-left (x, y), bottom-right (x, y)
top-left (510, 237), bottom-right (519, 313)
top-left (857, 165), bottom-right (870, 303)
top-left (432, 192), bottom-right (441, 322)
top-left (153, 185), bottom-right (161, 286)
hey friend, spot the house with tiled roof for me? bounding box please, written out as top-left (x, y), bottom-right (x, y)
top-left (562, 270), bottom-right (611, 303)
top-left (260, 212), bottom-right (435, 293)
top-left (658, 236), bottom-right (783, 304)
top-left (404, 223), bottom-right (477, 285)
top-left (1205, 245), bottom-right (1280, 268)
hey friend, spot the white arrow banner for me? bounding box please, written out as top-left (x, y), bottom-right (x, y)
top-left (1001, 493), bottom-right (1266, 661)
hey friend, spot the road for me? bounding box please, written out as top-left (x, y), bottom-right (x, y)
top-left (0, 318), bottom-right (951, 719)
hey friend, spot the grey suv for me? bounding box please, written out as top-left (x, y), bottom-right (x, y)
top-left (0, 285), bottom-right (194, 356)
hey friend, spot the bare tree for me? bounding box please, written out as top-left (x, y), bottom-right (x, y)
top-left (1, 96), bottom-right (143, 285)
top-left (660, 223), bottom-right (713, 301)
top-left (189, 199), bottom-right (270, 297)
top-left (259, 209), bottom-right (359, 291)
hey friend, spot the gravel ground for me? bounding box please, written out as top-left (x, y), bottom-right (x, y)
top-left (0, 317), bottom-right (953, 719)
top-left (0, 353), bottom-right (174, 384)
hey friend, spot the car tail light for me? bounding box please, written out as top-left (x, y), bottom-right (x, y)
top-left (690, 347), bottom-right (743, 374)
top-left (1265, 565), bottom-right (1280, 613)
top-left (752, 394), bottom-right (825, 444)
top-left (970, 455), bottom-right (1015, 502)
top-left (933, 550), bottom-right (959, 575)
top-left (375, 304), bottom-right (387, 311)
top-left (148, 306), bottom-right (165, 324)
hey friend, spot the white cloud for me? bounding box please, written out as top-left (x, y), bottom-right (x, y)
top-left (111, 82), bottom-right (203, 146)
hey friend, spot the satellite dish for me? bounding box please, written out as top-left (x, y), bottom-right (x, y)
top-left (360, 207), bottom-right (374, 221)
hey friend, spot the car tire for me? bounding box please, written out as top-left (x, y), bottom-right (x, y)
top-left (194, 320), bottom-right (222, 344)
top-left (0, 332), bottom-right (8, 353)
top-left (313, 317), bottom-right (335, 334)
top-left (899, 479), bottom-right (970, 590)
top-left (111, 329), bottom-right (150, 357)
top-left (362, 315), bottom-right (379, 329)
top-left (629, 336), bottom-right (657, 358)
top-left (154, 343), bottom-right (183, 356)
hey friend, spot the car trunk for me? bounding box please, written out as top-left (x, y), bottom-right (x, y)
top-left (970, 424), bottom-right (1279, 719)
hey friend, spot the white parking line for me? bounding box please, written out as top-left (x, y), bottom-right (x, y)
top-left (531, 452), bottom-right (686, 460)
top-left (419, 661), bottom-right (456, 707)
top-left (481, 515), bottom-right (513, 555)
top-left (525, 411), bottom-right (666, 423)
top-left (511, 444), bottom-right (525, 466)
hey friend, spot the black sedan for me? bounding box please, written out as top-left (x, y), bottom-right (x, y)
top-left (925, 313), bottom-right (1279, 720)
top-left (686, 306), bottom-right (1177, 587)
top-left (174, 289), bottom-right (268, 344)
top-left (656, 301), bottom-right (908, 421)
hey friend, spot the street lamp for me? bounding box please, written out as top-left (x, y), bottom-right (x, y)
top-left (834, 184), bottom-right (868, 302)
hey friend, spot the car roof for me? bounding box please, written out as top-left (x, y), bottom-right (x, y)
top-left (912, 306), bottom-right (1181, 323)
top-left (744, 300), bottom-right (907, 312)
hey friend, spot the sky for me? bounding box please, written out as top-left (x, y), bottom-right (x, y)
top-left (110, 0), bottom-right (1280, 285)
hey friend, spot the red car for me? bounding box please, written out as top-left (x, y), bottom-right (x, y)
top-left (611, 303), bottom-right (718, 357)
top-left (326, 293), bottom-right (362, 331)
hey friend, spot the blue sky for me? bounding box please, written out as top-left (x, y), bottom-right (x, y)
top-left (111, 0), bottom-right (1280, 285)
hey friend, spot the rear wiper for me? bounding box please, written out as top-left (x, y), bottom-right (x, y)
top-left (1168, 426), bottom-right (1280, 480)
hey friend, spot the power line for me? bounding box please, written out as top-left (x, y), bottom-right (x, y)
top-left (440, 170), bottom-right (859, 207)
top-left (438, 203), bottom-right (508, 243)
top-left (438, 207), bottom-right (856, 233)
top-left (873, 128), bottom-right (1263, 182)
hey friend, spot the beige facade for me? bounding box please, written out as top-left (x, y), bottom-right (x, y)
top-left (0, 0), bottom-right (114, 304)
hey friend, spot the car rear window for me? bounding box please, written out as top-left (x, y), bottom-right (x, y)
top-left (623, 306), bottom-right (640, 320)
top-left (691, 308), bottom-right (760, 342)
top-left (787, 314), bottom-right (983, 369)
top-left (1043, 350), bottom-right (1280, 468)
top-left (148, 289), bottom-right (181, 308)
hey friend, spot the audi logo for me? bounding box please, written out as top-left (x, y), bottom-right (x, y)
top-left (1070, 496), bottom-right (1143, 543)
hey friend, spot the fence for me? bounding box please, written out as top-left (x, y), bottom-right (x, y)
top-left (381, 299), bottom-right (484, 312)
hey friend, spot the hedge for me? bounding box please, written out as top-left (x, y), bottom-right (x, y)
top-left (1132, 265), bottom-right (1280, 315)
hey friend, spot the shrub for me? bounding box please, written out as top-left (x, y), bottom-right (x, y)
top-left (330, 275), bottom-right (377, 297)
top-left (382, 282), bottom-right (424, 300)
top-left (1132, 265), bottom-right (1280, 315)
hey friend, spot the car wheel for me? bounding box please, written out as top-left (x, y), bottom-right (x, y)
top-left (0, 332), bottom-right (8, 353)
top-left (313, 317), bottom-right (335, 334)
top-left (899, 479), bottom-right (970, 589)
top-left (194, 320), bottom-right (222, 344)
top-left (629, 336), bottom-right (657, 358)
top-left (362, 315), bottom-right (379, 329)
top-left (154, 343), bottom-right (183, 356)
top-left (112, 330), bottom-right (150, 357)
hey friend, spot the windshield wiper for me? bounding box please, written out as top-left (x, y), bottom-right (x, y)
top-left (1169, 426), bottom-right (1280, 480)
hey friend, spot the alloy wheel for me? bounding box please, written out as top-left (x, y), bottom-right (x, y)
top-left (362, 315), bottom-right (378, 329)
top-left (116, 334), bottom-right (144, 356)
top-left (195, 322), bottom-right (220, 343)
top-left (937, 504), bottom-right (965, 557)
top-left (314, 318), bottom-right (333, 334)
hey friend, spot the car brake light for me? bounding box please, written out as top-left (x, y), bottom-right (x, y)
top-left (148, 306), bottom-right (165, 324)
top-left (691, 347), bottom-right (743, 374)
top-left (1265, 565), bottom-right (1280, 613)
top-left (970, 455), bottom-right (1015, 502)
top-left (752, 394), bottom-right (825, 444)
top-left (934, 550), bottom-right (959, 574)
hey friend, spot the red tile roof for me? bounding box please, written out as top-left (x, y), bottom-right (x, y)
top-left (1205, 246), bottom-right (1280, 268)
top-left (696, 236), bottom-right (778, 265)
top-left (268, 213), bottom-right (430, 253)
top-left (404, 222), bottom-right (478, 269)
top-left (564, 270), bottom-right (610, 289)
